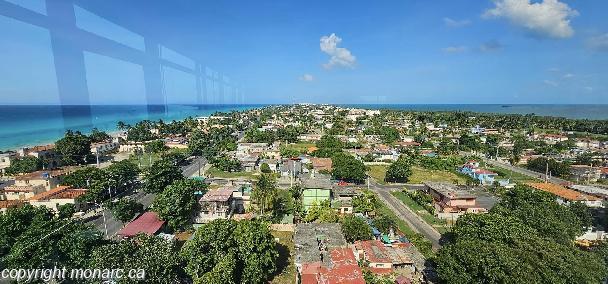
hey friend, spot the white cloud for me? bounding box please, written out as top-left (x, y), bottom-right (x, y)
top-left (442, 46), bottom-right (468, 53)
top-left (443, 17), bottom-right (471, 28)
top-left (562, 73), bottom-right (574, 79)
top-left (320, 33), bottom-right (356, 69)
top-left (479, 40), bottom-right (503, 52)
top-left (299, 74), bottom-right (314, 81)
top-left (584, 86), bottom-right (594, 92)
top-left (483, 0), bottom-right (578, 39)
top-left (587, 33), bottom-right (608, 52)
top-left (543, 79), bottom-right (558, 87)
top-left (547, 67), bottom-right (560, 72)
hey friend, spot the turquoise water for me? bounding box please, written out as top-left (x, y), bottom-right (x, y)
top-left (1, 104), bottom-right (608, 151)
top-left (0, 104), bottom-right (261, 151)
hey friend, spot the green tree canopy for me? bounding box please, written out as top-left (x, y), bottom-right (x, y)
top-left (109, 198), bottom-right (144, 224)
top-left (340, 215), bottom-right (373, 243)
top-left (55, 130), bottom-right (92, 165)
top-left (152, 179), bottom-right (206, 231)
top-left (143, 158), bottom-right (183, 193)
top-left (181, 219), bottom-right (278, 284)
top-left (384, 157), bottom-right (412, 183)
top-left (331, 152), bottom-right (367, 184)
top-left (4, 156), bottom-right (42, 175)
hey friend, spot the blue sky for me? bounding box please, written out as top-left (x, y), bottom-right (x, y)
top-left (0, 0), bottom-right (607, 104)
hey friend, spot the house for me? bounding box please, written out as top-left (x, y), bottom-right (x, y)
top-left (237, 154), bottom-right (259, 172)
top-left (231, 183), bottom-right (253, 213)
top-left (279, 158), bottom-right (304, 177)
top-left (236, 143), bottom-right (269, 155)
top-left (119, 141), bottom-right (146, 153)
top-left (301, 175), bottom-right (332, 212)
top-left (423, 182), bottom-right (488, 220)
top-left (13, 170), bottom-right (65, 191)
top-left (527, 183), bottom-right (603, 208)
top-left (164, 136), bottom-right (188, 149)
top-left (0, 152), bottom-right (15, 173)
top-left (331, 186), bottom-right (359, 215)
top-left (90, 140), bottom-right (119, 155)
top-left (569, 185), bottom-right (608, 200)
top-left (18, 145), bottom-right (61, 169)
top-left (28, 186), bottom-right (87, 213)
top-left (195, 188), bottom-right (235, 223)
top-left (294, 223), bottom-right (365, 284)
top-left (258, 158), bottom-right (279, 172)
top-left (117, 211), bottom-right (165, 238)
top-left (0, 200), bottom-right (25, 213)
top-left (541, 134), bottom-right (568, 144)
top-left (353, 240), bottom-right (415, 275)
top-left (460, 161), bottom-right (498, 185)
top-left (570, 165), bottom-right (602, 183)
top-left (310, 157), bottom-right (332, 172)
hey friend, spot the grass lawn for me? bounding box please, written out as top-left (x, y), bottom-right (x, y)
top-left (408, 166), bottom-right (467, 184)
top-left (486, 165), bottom-right (539, 184)
top-left (270, 230), bottom-right (295, 284)
top-left (281, 142), bottom-right (316, 154)
top-left (206, 166), bottom-right (259, 179)
top-left (391, 191), bottom-right (449, 233)
top-left (367, 165), bottom-right (388, 184)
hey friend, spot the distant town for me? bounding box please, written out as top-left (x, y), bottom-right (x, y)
top-left (1, 104), bottom-right (608, 283)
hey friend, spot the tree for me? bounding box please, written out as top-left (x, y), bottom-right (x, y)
top-left (55, 130), bottom-right (92, 165)
top-left (378, 126), bottom-right (400, 144)
top-left (253, 174), bottom-right (278, 215)
top-left (4, 156), bottom-right (42, 175)
top-left (341, 215), bottom-right (373, 242)
top-left (316, 135), bottom-right (343, 149)
top-left (57, 203), bottom-right (76, 219)
top-left (372, 214), bottom-right (396, 235)
top-left (109, 198), bottom-right (144, 224)
top-left (260, 163), bottom-right (272, 173)
top-left (153, 179), bottom-right (206, 231)
top-left (145, 139), bottom-right (168, 154)
top-left (89, 128), bottom-right (111, 143)
top-left (105, 160), bottom-right (140, 191)
top-left (126, 121), bottom-right (156, 142)
top-left (384, 157), bottom-right (412, 183)
top-left (90, 234), bottom-right (185, 283)
top-left (181, 219), bottom-right (278, 284)
top-left (569, 202), bottom-right (593, 229)
top-left (331, 152), bottom-right (367, 184)
top-left (352, 191), bottom-right (377, 214)
top-left (143, 158), bottom-right (183, 193)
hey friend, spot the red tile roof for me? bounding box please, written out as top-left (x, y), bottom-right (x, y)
top-left (118, 211), bottom-right (165, 238)
top-left (29, 186), bottom-right (86, 201)
top-left (301, 248), bottom-right (365, 284)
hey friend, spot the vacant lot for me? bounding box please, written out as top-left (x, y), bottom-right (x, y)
top-left (270, 230), bottom-right (295, 284)
top-left (368, 165), bottom-right (467, 184)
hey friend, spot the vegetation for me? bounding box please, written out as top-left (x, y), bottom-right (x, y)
top-left (340, 215), bottom-right (373, 242)
top-left (3, 156), bottom-right (42, 175)
top-left (384, 157), bottom-right (412, 183)
top-left (252, 173), bottom-right (278, 215)
top-left (526, 157), bottom-right (571, 177)
top-left (108, 198), bottom-right (144, 223)
top-left (436, 185), bottom-right (607, 283)
top-left (55, 130), bottom-right (92, 165)
top-left (153, 178), bottom-right (207, 231)
top-left (181, 219), bottom-right (279, 284)
top-left (143, 158), bottom-right (183, 193)
top-left (331, 152), bottom-right (367, 184)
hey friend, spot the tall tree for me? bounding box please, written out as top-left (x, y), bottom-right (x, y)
top-left (143, 159), bottom-right (183, 193)
top-left (252, 174), bottom-right (278, 215)
top-left (55, 130), bottom-right (92, 166)
top-left (152, 179), bottom-right (206, 231)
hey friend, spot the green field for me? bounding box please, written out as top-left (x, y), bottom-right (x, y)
top-left (128, 152), bottom-right (161, 169)
top-left (281, 142), bottom-right (316, 153)
top-left (391, 191), bottom-right (449, 233)
top-left (368, 165), bottom-right (467, 185)
top-left (486, 164), bottom-right (539, 184)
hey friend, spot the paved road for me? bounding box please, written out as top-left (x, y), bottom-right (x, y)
top-left (182, 156), bottom-right (207, 177)
top-left (87, 156), bottom-right (204, 238)
top-left (483, 158), bottom-right (569, 185)
top-left (369, 180), bottom-right (442, 250)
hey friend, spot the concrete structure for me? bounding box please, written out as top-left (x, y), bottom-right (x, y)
top-left (460, 161), bottom-right (498, 185)
top-left (569, 185), bottom-right (608, 200)
top-left (353, 240), bottom-right (415, 275)
top-left (527, 183), bottom-right (603, 208)
top-left (0, 152), bottom-right (15, 173)
top-left (18, 145), bottom-right (61, 169)
top-left (196, 187), bottom-right (235, 223)
top-left (310, 158), bottom-right (332, 172)
top-left (294, 223), bottom-right (364, 284)
top-left (424, 182), bottom-right (488, 220)
top-left (90, 140), bottom-right (119, 155)
top-left (13, 170), bottom-right (65, 191)
top-left (301, 175), bottom-right (332, 212)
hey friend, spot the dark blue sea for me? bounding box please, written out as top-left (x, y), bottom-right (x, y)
top-left (1, 104), bottom-right (607, 151)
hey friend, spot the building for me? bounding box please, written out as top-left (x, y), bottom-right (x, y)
top-left (527, 183), bottom-right (603, 208)
top-left (423, 182), bottom-right (488, 220)
top-left (28, 186), bottom-right (87, 213)
top-left (164, 136), bottom-right (188, 149)
top-left (196, 188), bottom-right (235, 223)
top-left (118, 211), bottom-right (165, 238)
top-left (13, 170), bottom-right (65, 191)
top-left (0, 152), bottom-right (15, 173)
top-left (310, 158), bottom-right (333, 172)
top-left (231, 183), bottom-right (253, 213)
top-left (294, 223), bottom-right (365, 284)
top-left (353, 240), bottom-right (415, 275)
top-left (569, 185), bottom-right (608, 200)
top-left (18, 145), bottom-right (61, 168)
top-left (0, 200), bottom-right (25, 213)
top-left (90, 140), bottom-right (119, 155)
top-left (570, 165), bottom-right (602, 183)
top-left (301, 175), bottom-right (332, 212)
top-left (460, 161), bottom-right (498, 185)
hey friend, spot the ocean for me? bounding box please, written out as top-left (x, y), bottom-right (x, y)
top-left (1, 104), bottom-right (607, 151)
top-left (0, 104), bottom-right (261, 151)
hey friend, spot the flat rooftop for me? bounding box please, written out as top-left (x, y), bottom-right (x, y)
top-left (424, 181), bottom-right (475, 199)
top-left (294, 223), bottom-right (347, 266)
top-left (301, 174), bottom-right (333, 189)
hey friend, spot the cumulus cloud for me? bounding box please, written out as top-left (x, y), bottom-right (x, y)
top-left (483, 0), bottom-right (578, 39)
top-left (442, 46), bottom-right (468, 53)
top-left (299, 74), bottom-right (314, 81)
top-left (562, 73), bottom-right (574, 79)
top-left (587, 33), bottom-right (608, 52)
top-left (479, 40), bottom-right (503, 52)
top-left (443, 17), bottom-right (471, 28)
top-left (320, 33), bottom-right (356, 69)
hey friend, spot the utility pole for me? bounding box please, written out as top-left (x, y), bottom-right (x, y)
top-left (545, 162), bottom-right (549, 183)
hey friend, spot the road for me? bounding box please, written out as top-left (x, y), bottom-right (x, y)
top-left (483, 158), bottom-right (569, 185)
top-left (368, 180), bottom-right (442, 250)
top-left (87, 156), bottom-right (206, 238)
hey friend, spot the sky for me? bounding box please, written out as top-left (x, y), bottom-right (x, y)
top-left (0, 0), bottom-right (607, 105)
